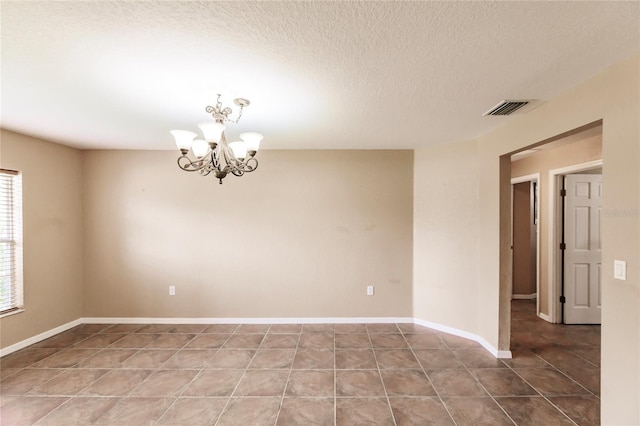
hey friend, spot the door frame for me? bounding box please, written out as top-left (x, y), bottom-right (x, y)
top-left (511, 173), bottom-right (540, 317)
top-left (548, 159), bottom-right (603, 323)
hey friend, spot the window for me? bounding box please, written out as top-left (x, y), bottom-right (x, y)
top-left (0, 169), bottom-right (23, 316)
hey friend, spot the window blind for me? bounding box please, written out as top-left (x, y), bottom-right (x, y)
top-left (0, 169), bottom-right (22, 315)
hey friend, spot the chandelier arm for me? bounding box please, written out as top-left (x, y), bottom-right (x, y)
top-left (210, 149), bottom-right (220, 171)
top-left (220, 141), bottom-right (237, 172)
top-left (244, 157), bottom-right (258, 172)
top-left (231, 159), bottom-right (257, 173)
top-left (177, 155), bottom-right (209, 172)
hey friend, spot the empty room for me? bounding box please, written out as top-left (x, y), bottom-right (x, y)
top-left (1, 2), bottom-right (639, 425)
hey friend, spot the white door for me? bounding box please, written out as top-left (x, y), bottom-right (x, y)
top-left (564, 174), bottom-right (602, 324)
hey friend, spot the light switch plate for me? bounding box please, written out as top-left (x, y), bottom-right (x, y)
top-left (614, 260), bottom-right (627, 280)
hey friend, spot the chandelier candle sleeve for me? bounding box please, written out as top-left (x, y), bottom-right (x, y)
top-left (170, 130), bottom-right (197, 153)
top-left (191, 139), bottom-right (210, 158)
top-left (240, 132), bottom-right (263, 154)
top-left (198, 122), bottom-right (225, 144)
top-left (228, 141), bottom-right (247, 160)
top-left (170, 94), bottom-right (263, 184)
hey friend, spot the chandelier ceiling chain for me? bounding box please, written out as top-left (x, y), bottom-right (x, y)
top-left (171, 94), bottom-right (263, 184)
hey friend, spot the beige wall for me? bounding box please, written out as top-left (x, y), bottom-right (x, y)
top-left (82, 149), bottom-right (413, 319)
top-left (0, 130), bottom-right (84, 348)
top-left (511, 130), bottom-right (602, 315)
top-left (413, 139), bottom-right (480, 332)
top-left (413, 55), bottom-right (638, 424)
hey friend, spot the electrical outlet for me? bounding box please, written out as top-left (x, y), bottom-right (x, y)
top-left (169, 286), bottom-right (176, 296)
top-left (367, 285), bottom-right (374, 296)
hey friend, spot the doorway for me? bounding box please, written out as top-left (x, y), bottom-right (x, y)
top-left (511, 175), bottom-right (539, 315)
top-left (509, 124), bottom-right (602, 325)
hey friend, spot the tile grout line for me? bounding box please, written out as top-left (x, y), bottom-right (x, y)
top-left (366, 325), bottom-right (398, 426)
top-left (484, 300), bottom-right (595, 425)
top-left (152, 325), bottom-right (230, 426)
top-left (273, 325), bottom-right (302, 426)
top-left (101, 337), bottom-right (177, 424)
top-left (505, 332), bottom-right (600, 400)
top-left (213, 324), bottom-right (270, 426)
top-left (32, 329), bottom-right (152, 424)
top-left (519, 341), bottom-right (600, 397)
top-left (19, 338), bottom-right (129, 407)
top-left (566, 347), bottom-right (600, 369)
top-left (502, 355), bottom-right (581, 425)
top-left (400, 327), bottom-right (460, 426)
top-left (4, 326), bottom-right (137, 424)
top-left (447, 345), bottom-right (518, 425)
top-left (3, 324), bottom-right (209, 425)
top-left (542, 358), bottom-right (599, 398)
top-left (27, 396), bottom-right (72, 425)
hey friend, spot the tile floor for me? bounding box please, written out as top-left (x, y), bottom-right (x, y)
top-left (0, 300), bottom-right (600, 425)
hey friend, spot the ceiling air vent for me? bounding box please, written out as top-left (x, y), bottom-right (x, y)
top-left (483, 100), bottom-right (530, 116)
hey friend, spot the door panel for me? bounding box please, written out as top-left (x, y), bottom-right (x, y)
top-left (564, 174), bottom-right (602, 324)
top-left (572, 264), bottom-right (589, 306)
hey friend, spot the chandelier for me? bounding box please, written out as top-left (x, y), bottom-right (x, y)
top-left (170, 94), bottom-right (263, 184)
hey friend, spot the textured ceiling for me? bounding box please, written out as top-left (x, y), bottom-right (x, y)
top-left (1, 1), bottom-right (638, 150)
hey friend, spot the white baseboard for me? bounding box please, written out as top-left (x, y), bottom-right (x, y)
top-left (0, 318), bottom-right (82, 357)
top-left (512, 293), bottom-right (537, 300)
top-left (81, 316), bottom-right (414, 325)
top-left (1, 315), bottom-right (512, 360)
top-left (538, 312), bottom-right (552, 323)
top-left (413, 318), bottom-right (512, 359)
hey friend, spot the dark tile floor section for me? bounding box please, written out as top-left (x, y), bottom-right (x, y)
top-left (0, 300), bottom-right (600, 425)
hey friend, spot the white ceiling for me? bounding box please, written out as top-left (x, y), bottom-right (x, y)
top-left (1, 1), bottom-right (638, 151)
